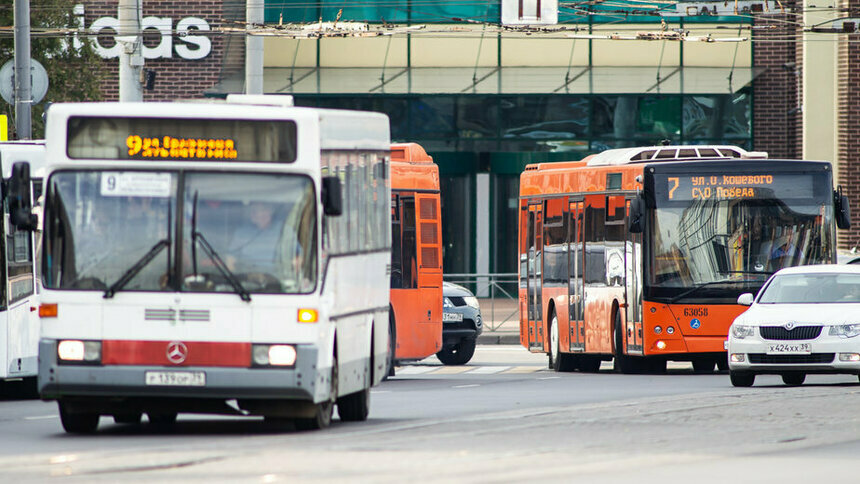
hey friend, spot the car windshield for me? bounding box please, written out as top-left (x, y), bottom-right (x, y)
top-left (759, 273), bottom-right (860, 304)
top-left (42, 171), bottom-right (317, 294)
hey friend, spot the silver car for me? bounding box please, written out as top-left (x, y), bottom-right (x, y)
top-left (437, 282), bottom-right (483, 365)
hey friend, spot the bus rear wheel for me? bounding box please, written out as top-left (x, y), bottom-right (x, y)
top-left (337, 388), bottom-right (370, 422)
top-left (59, 402), bottom-right (99, 434)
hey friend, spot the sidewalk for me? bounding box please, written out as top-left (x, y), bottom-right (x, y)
top-left (475, 298), bottom-right (520, 345)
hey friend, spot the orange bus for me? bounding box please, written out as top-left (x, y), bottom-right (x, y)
top-left (388, 143), bottom-right (443, 373)
top-left (518, 145), bottom-right (851, 374)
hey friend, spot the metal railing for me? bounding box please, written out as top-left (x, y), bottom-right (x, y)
top-left (443, 273), bottom-right (518, 332)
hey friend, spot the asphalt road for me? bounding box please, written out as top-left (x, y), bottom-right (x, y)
top-left (3, 346), bottom-right (860, 482)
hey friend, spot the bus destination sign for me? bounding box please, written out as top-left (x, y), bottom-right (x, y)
top-left (657, 173), bottom-right (815, 202)
top-left (126, 135), bottom-right (238, 160)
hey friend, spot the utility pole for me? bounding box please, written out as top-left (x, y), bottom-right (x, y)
top-left (245, 0), bottom-right (264, 94)
top-left (117, 0), bottom-right (143, 102)
top-left (13, 0), bottom-right (32, 139)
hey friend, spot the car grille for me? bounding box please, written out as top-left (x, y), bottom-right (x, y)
top-left (448, 296), bottom-right (467, 307)
top-left (748, 353), bottom-right (835, 364)
top-left (759, 326), bottom-right (822, 340)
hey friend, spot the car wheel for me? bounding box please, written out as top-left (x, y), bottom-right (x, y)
top-left (782, 373), bottom-right (806, 386)
top-left (437, 338), bottom-right (477, 365)
top-left (59, 402), bottom-right (99, 434)
top-left (730, 371), bottom-right (755, 387)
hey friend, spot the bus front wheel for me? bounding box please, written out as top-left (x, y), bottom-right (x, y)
top-left (295, 355), bottom-right (337, 431)
top-left (59, 402), bottom-right (99, 434)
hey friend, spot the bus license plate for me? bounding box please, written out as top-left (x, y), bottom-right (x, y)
top-left (442, 312), bottom-right (463, 322)
top-left (766, 343), bottom-right (811, 355)
top-left (145, 371), bottom-right (206, 387)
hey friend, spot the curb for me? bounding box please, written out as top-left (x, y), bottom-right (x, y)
top-left (476, 333), bottom-right (521, 345)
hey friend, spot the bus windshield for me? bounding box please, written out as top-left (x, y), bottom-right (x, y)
top-left (648, 171), bottom-right (833, 300)
top-left (42, 171), bottom-right (317, 294)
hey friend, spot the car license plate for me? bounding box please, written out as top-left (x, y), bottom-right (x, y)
top-left (442, 312), bottom-right (463, 322)
top-left (145, 371), bottom-right (206, 387)
top-left (766, 343), bottom-right (812, 354)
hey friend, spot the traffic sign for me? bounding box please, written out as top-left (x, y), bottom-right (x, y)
top-left (0, 59), bottom-right (49, 105)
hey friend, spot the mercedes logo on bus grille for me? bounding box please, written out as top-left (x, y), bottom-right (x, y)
top-left (166, 341), bottom-right (188, 364)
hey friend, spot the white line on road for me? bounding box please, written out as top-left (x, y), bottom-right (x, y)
top-left (538, 376), bottom-right (561, 380)
top-left (24, 415), bottom-right (58, 420)
top-left (396, 366), bottom-right (438, 375)
top-left (469, 366), bottom-right (511, 374)
top-left (452, 384), bottom-right (480, 388)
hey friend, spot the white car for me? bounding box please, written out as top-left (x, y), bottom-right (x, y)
top-left (727, 264), bottom-right (860, 387)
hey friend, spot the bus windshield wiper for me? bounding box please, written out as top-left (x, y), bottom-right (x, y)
top-left (667, 279), bottom-right (738, 304)
top-left (192, 231), bottom-right (251, 302)
top-left (190, 191), bottom-right (251, 302)
top-left (103, 239), bottom-right (170, 299)
top-left (718, 270), bottom-right (774, 276)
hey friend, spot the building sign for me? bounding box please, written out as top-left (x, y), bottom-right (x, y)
top-left (89, 15), bottom-right (211, 60)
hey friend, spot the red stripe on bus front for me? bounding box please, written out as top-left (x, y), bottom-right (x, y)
top-left (102, 340), bottom-right (251, 367)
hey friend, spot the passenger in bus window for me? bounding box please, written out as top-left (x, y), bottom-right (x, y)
top-left (227, 202), bottom-right (286, 274)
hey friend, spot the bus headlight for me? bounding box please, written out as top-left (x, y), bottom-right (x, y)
top-left (57, 340), bottom-right (101, 364)
top-left (252, 344), bottom-right (297, 367)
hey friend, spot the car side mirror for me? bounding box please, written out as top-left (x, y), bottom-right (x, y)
top-left (7, 162), bottom-right (37, 231)
top-left (835, 186), bottom-right (851, 229)
top-left (628, 195), bottom-right (645, 234)
top-left (322, 176), bottom-right (343, 216)
top-left (737, 293), bottom-right (754, 306)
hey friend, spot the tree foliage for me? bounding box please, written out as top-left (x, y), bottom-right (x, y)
top-left (0, 0), bottom-right (105, 139)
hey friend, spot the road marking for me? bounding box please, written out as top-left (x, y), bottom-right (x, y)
top-left (506, 366), bottom-right (543, 374)
top-left (370, 390), bottom-right (390, 394)
top-left (452, 384), bottom-right (480, 388)
top-left (25, 415), bottom-right (58, 421)
top-left (433, 366), bottom-right (473, 374)
top-left (469, 366), bottom-right (511, 374)
top-left (396, 366), bottom-right (438, 375)
top-left (538, 376), bottom-right (561, 380)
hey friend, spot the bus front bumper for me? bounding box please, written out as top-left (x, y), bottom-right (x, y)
top-left (38, 340), bottom-right (319, 402)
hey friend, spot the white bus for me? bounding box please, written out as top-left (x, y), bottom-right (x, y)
top-left (0, 141), bottom-right (44, 393)
top-left (11, 98), bottom-right (392, 432)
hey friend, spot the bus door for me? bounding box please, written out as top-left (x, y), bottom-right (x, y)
top-left (624, 198), bottom-right (643, 354)
top-left (415, 193), bottom-right (442, 323)
top-left (527, 202), bottom-right (544, 351)
top-left (568, 201), bottom-right (584, 351)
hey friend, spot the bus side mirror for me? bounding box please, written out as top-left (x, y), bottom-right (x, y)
top-left (322, 176), bottom-right (343, 216)
top-left (835, 186), bottom-right (851, 229)
top-left (628, 195), bottom-right (645, 234)
top-left (737, 293), bottom-right (754, 306)
top-left (8, 162), bottom-right (37, 231)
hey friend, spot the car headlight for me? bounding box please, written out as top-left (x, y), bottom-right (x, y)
top-left (731, 325), bottom-right (755, 339)
top-left (829, 324), bottom-right (860, 338)
top-left (463, 296), bottom-right (480, 310)
top-left (443, 297), bottom-right (454, 308)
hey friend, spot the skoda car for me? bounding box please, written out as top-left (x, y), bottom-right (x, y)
top-left (727, 265), bottom-right (860, 387)
top-left (437, 282), bottom-right (483, 365)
